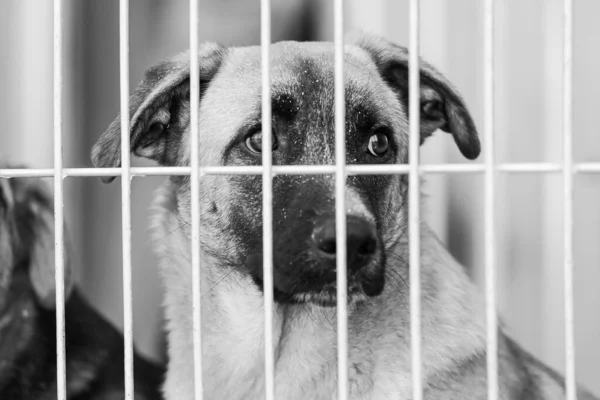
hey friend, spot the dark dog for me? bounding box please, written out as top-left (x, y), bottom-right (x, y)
top-left (92, 33), bottom-right (599, 399)
top-left (0, 170), bottom-right (164, 400)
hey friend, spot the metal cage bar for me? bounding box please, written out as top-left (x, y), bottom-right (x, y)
top-left (3, 163), bottom-right (600, 179)
top-left (408, 0), bottom-right (422, 399)
top-left (333, 0), bottom-right (349, 399)
top-left (484, 0), bottom-right (499, 398)
top-left (260, 0), bottom-right (276, 399)
top-left (53, 1), bottom-right (67, 399)
top-left (118, 0), bottom-right (135, 398)
top-left (189, 0), bottom-right (204, 398)
top-left (563, 0), bottom-right (577, 398)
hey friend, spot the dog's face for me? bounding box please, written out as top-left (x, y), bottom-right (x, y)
top-left (92, 34), bottom-right (479, 307)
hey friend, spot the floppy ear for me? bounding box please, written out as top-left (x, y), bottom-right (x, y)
top-left (28, 200), bottom-right (74, 309)
top-left (91, 43), bottom-right (227, 183)
top-left (0, 179), bottom-right (15, 301)
top-left (348, 32), bottom-right (480, 160)
top-left (11, 179), bottom-right (75, 309)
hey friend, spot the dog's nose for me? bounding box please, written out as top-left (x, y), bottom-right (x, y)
top-left (312, 217), bottom-right (378, 270)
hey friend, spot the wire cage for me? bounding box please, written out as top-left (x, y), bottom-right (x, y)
top-left (1, 0), bottom-right (599, 399)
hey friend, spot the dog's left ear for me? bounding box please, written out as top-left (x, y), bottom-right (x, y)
top-left (349, 33), bottom-right (480, 159)
top-left (29, 208), bottom-right (74, 309)
top-left (91, 42), bottom-right (227, 183)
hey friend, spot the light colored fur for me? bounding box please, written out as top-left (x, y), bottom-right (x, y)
top-left (150, 183), bottom-right (494, 399)
top-left (149, 182), bottom-right (597, 399)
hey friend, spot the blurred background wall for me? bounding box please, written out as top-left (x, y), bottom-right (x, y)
top-left (1, 0), bottom-right (598, 395)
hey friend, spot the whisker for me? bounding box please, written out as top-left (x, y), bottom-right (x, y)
top-left (149, 224), bottom-right (185, 245)
top-left (202, 268), bottom-right (237, 299)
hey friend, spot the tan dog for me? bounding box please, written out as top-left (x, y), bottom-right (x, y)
top-left (92, 33), bottom-right (598, 399)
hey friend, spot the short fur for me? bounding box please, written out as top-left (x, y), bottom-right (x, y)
top-left (0, 168), bottom-right (165, 400)
top-left (91, 33), bottom-right (599, 399)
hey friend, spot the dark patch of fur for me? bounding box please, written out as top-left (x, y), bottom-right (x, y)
top-left (0, 285), bottom-right (165, 400)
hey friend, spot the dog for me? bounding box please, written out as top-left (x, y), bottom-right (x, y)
top-left (0, 168), bottom-right (165, 400)
top-left (91, 33), bottom-right (599, 399)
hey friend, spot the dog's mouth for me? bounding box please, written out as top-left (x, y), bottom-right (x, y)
top-left (291, 287), bottom-right (367, 307)
top-left (252, 260), bottom-right (386, 308)
top-left (289, 278), bottom-right (374, 307)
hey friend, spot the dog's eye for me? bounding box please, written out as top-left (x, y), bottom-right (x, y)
top-left (367, 131), bottom-right (389, 157)
top-left (245, 131), bottom-right (278, 153)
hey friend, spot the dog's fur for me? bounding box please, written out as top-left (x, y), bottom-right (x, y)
top-left (92, 33), bottom-right (599, 399)
top-left (0, 170), bottom-right (165, 400)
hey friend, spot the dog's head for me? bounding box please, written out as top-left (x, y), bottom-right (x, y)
top-left (0, 169), bottom-right (73, 314)
top-left (92, 34), bottom-right (479, 307)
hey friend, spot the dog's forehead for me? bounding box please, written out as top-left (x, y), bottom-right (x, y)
top-left (226, 41), bottom-right (381, 91)
top-left (197, 41), bottom-right (403, 163)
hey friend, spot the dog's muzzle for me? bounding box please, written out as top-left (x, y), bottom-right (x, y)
top-left (242, 177), bottom-right (386, 307)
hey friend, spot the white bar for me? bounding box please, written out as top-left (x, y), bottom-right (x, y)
top-left (119, 0), bottom-right (134, 398)
top-left (53, 1), bottom-right (67, 399)
top-left (575, 163), bottom-right (600, 173)
top-left (334, 0), bottom-right (349, 399)
top-left (408, 0), bottom-right (422, 399)
top-left (496, 163), bottom-right (562, 173)
top-left (0, 168), bottom-right (58, 177)
top-left (563, 0), bottom-right (576, 398)
top-left (420, 164), bottom-right (482, 173)
top-left (484, 0), bottom-right (498, 398)
top-left (189, 0), bottom-right (204, 398)
top-left (4, 163), bottom-right (600, 178)
top-left (260, 1), bottom-right (275, 399)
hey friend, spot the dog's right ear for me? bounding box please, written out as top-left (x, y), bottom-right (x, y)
top-left (348, 32), bottom-right (480, 160)
top-left (91, 43), bottom-right (227, 183)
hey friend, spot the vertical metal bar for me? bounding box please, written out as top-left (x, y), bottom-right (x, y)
top-left (260, 1), bottom-right (275, 399)
top-left (484, 0), bottom-right (498, 399)
top-left (562, 0), bottom-right (576, 398)
top-left (408, 0), bottom-right (422, 399)
top-left (333, 1), bottom-right (348, 399)
top-left (53, 1), bottom-right (67, 399)
top-left (189, 0), bottom-right (204, 398)
top-left (119, 0), bottom-right (134, 398)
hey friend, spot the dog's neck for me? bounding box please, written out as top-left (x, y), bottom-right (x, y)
top-left (151, 183), bottom-right (488, 400)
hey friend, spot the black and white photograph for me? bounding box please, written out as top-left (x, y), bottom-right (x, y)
top-left (1, 0), bottom-right (599, 399)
